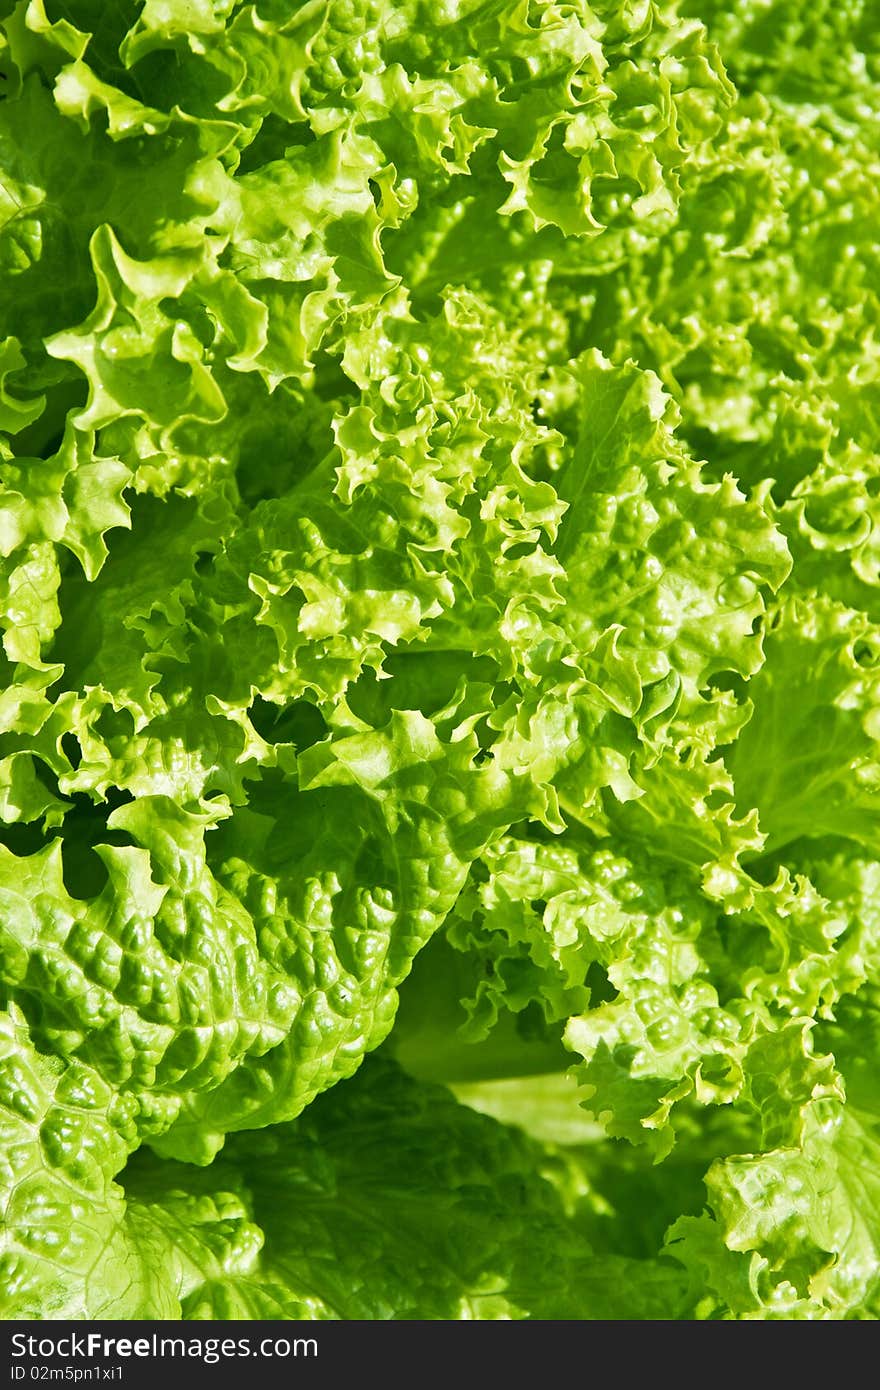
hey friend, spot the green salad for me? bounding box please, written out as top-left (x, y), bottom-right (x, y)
top-left (1, 0), bottom-right (879, 1320)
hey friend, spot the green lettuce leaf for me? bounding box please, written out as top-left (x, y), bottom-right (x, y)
top-left (2, 0), bottom-right (880, 1323)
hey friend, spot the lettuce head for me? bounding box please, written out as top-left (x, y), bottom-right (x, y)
top-left (1, 0), bottom-right (879, 1320)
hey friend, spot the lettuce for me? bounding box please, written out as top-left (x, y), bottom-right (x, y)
top-left (1, 0), bottom-right (879, 1320)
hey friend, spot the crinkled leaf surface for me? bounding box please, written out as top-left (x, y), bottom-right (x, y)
top-left (1, 0), bottom-right (880, 1321)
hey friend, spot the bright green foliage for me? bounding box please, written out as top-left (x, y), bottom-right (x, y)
top-left (1, 0), bottom-right (879, 1321)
